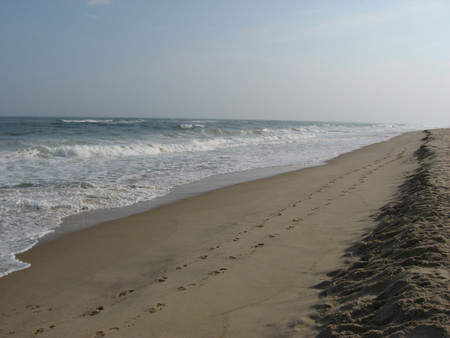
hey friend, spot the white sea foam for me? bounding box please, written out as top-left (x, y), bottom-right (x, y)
top-left (60, 119), bottom-right (148, 124)
top-left (11, 132), bottom-right (316, 160)
top-left (178, 123), bottom-right (206, 129)
top-left (61, 119), bottom-right (116, 123)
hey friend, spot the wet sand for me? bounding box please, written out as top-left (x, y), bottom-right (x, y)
top-left (0, 129), bottom-right (448, 337)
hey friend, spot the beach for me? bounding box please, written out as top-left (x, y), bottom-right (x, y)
top-left (1, 118), bottom-right (414, 276)
top-left (0, 129), bottom-right (448, 337)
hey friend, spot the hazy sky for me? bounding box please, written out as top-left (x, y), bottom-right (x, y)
top-left (0, 0), bottom-right (449, 124)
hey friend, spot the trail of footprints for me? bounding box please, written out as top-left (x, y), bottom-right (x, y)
top-left (27, 149), bottom-right (406, 337)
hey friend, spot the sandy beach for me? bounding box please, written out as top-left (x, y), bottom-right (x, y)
top-left (0, 129), bottom-right (448, 337)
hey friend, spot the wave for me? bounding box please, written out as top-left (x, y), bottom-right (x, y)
top-left (4, 122), bottom-right (416, 163)
top-left (34, 144), bottom-right (162, 158)
top-left (60, 119), bottom-right (114, 123)
top-left (177, 124), bottom-right (206, 129)
top-left (16, 132), bottom-right (315, 159)
top-left (58, 119), bottom-right (148, 125)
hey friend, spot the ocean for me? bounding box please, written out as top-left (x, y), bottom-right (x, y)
top-left (0, 117), bottom-right (420, 277)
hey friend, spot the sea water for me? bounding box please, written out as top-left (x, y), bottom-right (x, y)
top-left (0, 117), bottom-right (420, 276)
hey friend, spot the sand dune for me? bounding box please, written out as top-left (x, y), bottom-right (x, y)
top-left (314, 130), bottom-right (450, 337)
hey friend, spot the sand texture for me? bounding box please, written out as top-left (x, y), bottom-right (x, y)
top-left (314, 129), bottom-right (450, 337)
top-left (0, 129), bottom-right (448, 337)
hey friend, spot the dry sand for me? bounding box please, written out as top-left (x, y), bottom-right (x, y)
top-left (0, 129), bottom-right (448, 337)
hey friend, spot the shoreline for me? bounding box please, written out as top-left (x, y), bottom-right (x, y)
top-left (0, 118), bottom-right (421, 279)
top-left (41, 133), bottom-right (400, 245)
top-left (1, 129), bottom-right (447, 337)
top-left (41, 162), bottom-right (317, 244)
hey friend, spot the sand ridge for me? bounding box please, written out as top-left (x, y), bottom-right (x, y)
top-left (313, 129), bottom-right (450, 337)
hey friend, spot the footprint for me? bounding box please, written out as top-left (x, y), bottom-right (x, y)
top-left (252, 243), bottom-right (265, 248)
top-left (286, 225), bottom-right (295, 230)
top-left (208, 268), bottom-right (227, 276)
top-left (199, 255), bottom-right (208, 260)
top-left (208, 270), bottom-right (221, 276)
top-left (148, 303), bottom-right (165, 314)
top-left (177, 286), bottom-right (187, 291)
top-left (33, 328), bottom-right (45, 335)
top-left (26, 305), bottom-right (41, 313)
top-left (83, 306), bottom-right (104, 317)
top-left (228, 256), bottom-right (236, 260)
top-left (155, 276), bottom-right (168, 283)
top-left (116, 289), bottom-right (135, 298)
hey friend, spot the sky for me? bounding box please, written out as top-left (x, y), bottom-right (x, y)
top-left (0, 0), bottom-right (449, 125)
